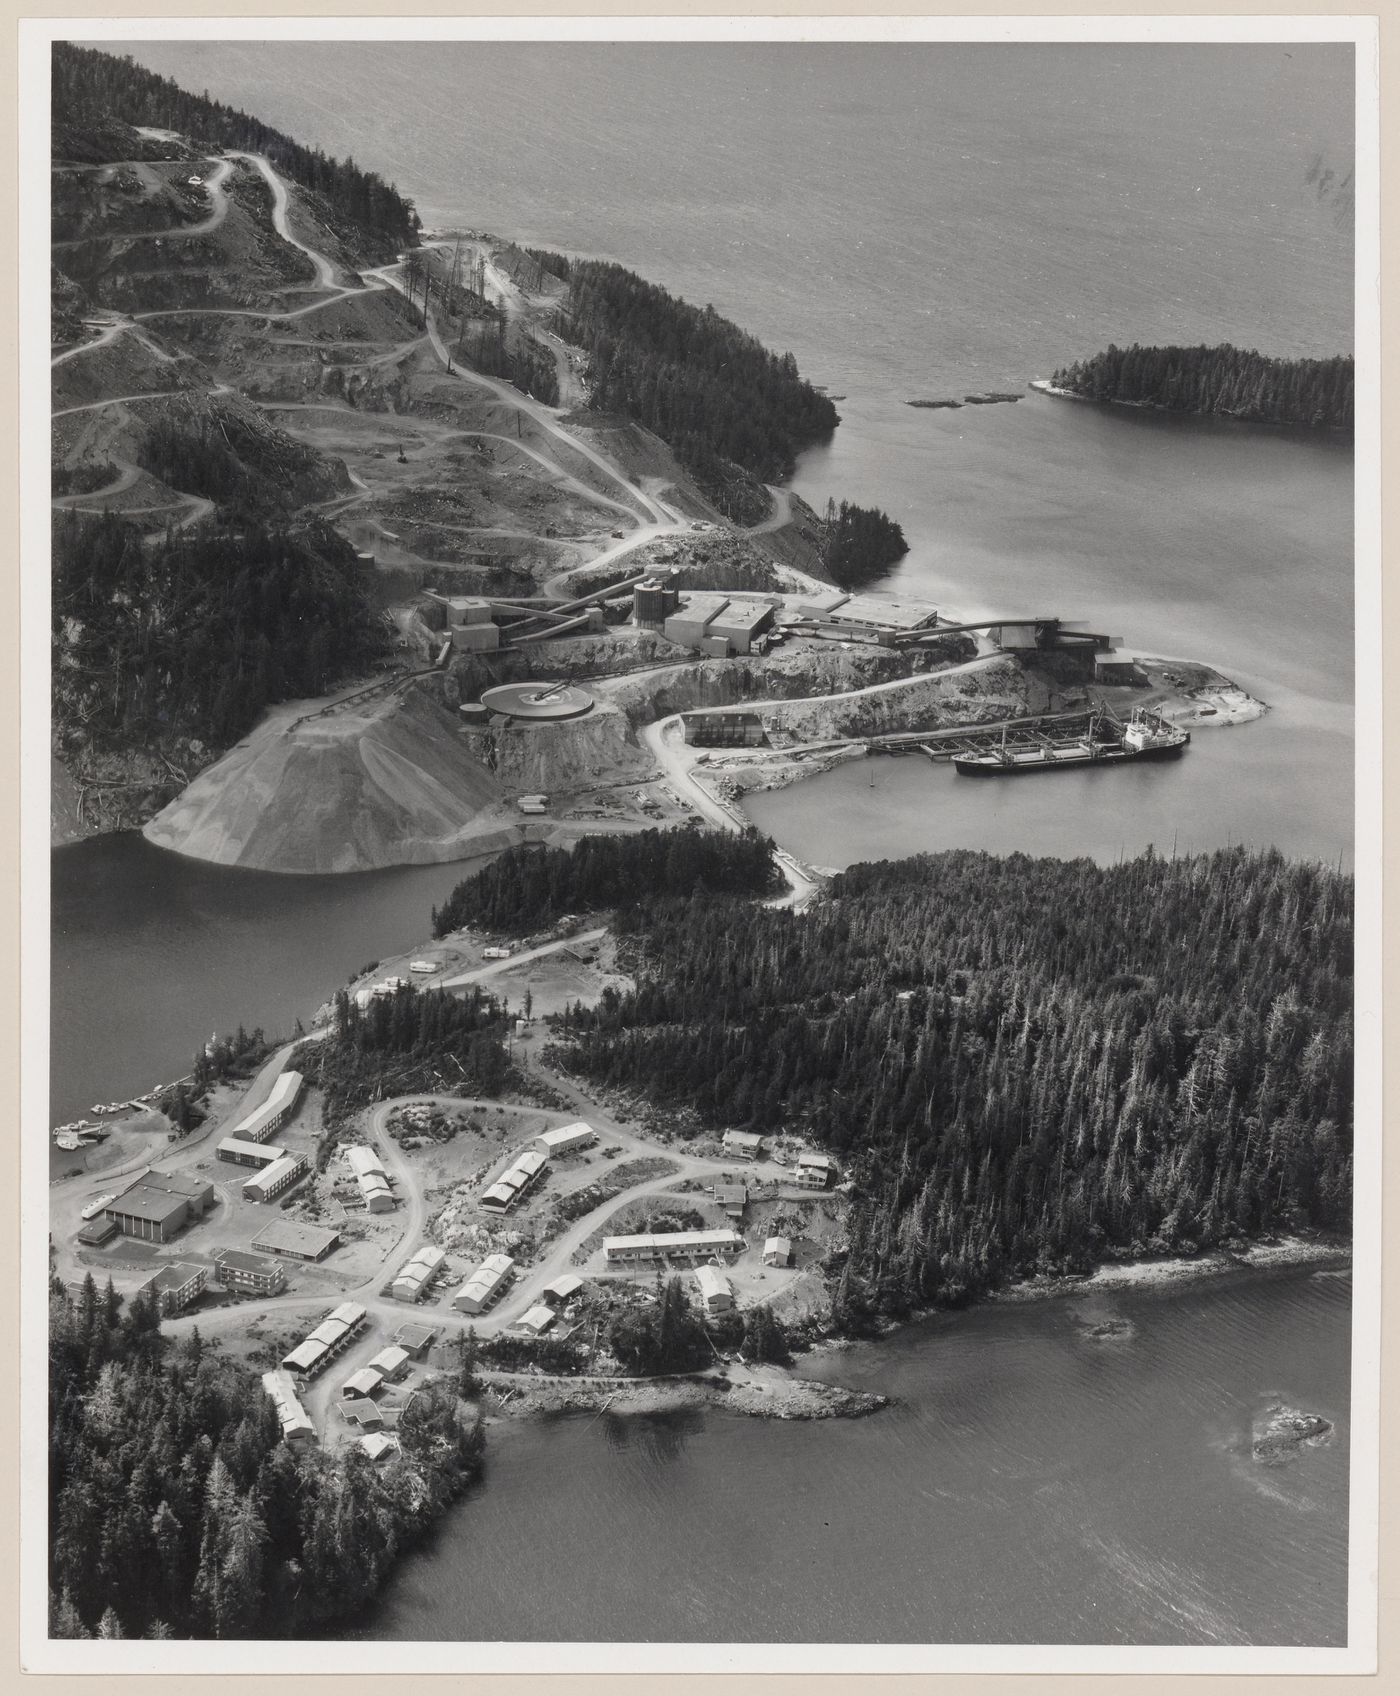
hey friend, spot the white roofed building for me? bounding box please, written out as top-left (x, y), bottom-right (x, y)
top-left (694, 1265), bottom-right (734, 1313)
top-left (536, 1121), bottom-right (597, 1157)
top-left (517, 1304), bottom-right (557, 1336)
top-left (604, 1229), bottom-right (744, 1263)
top-left (453, 1253), bottom-right (515, 1314)
top-left (763, 1236), bottom-right (793, 1267)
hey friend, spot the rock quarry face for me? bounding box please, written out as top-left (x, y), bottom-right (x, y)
top-left (490, 697), bottom-right (649, 793)
top-left (143, 684), bottom-right (514, 873)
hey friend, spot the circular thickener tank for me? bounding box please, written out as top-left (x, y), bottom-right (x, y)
top-left (479, 681), bottom-right (594, 721)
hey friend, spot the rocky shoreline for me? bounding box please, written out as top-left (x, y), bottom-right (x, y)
top-left (484, 1365), bottom-right (889, 1424)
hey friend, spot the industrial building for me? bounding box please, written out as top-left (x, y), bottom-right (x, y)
top-left (794, 1152), bottom-right (834, 1190)
top-left (536, 1121), bottom-right (597, 1158)
top-left (763, 1236), bottom-right (793, 1267)
top-left (137, 1261), bottom-right (208, 1316)
top-left (242, 1151), bottom-right (306, 1204)
top-left (663, 592), bottom-right (731, 649)
top-left (217, 1134), bottom-right (286, 1169)
top-left (261, 1370), bottom-right (316, 1444)
top-left (368, 1345), bottom-right (411, 1383)
top-left (517, 1304), bottom-right (557, 1337)
top-left (681, 711), bottom-right (766, 748)
top-left (228, 1070), bottom-right (304, 1145)
top-left (391, 1243), bottom-right (446, 1303)
top-left (76, 1215), bottom-right (119, 1247)
top-left (632, 575), bottom-right (680, 627)
top-left (1093, 649), bottom-right (1148, 685)
top-left (452, 1252), bottom-right (515, 1314)
top-left (480, 1148), bottom-right (548, 1213)
top-left (603, 1229), bottom-right (745, 1264)
top-left (694, 1265), bottom-right (734, 1314)
top-left (792, 589), bottom-right (940, 642)
top-left (281, 1303), bottom-right (368, 1377)
top-left (541, 1272), bottom-right (584, 1308)
top-left (345, 1144), bottom-right (395, 1213)
top-left (252, 1217), bottom-right (341, 1262)
top-left (393, 1321), bottom-right (437, 1359)
top-left (662, 593), bottom-right (776, 656)
top-left (722, 1131), bottom-right (764, 1162)
top-left (213, 1247), bottom-right (286, 1295)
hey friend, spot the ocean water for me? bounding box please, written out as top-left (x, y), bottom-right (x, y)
top-left (356, 1265), bottom-right (1351, 1645)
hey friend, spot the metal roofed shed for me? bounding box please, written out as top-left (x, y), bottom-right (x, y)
top-left (537, 1121), bottom-right (597, 1157)
top-left (359, 1432), bottom-right (398, 1463)
top-left (694, 1265), bottom-right (734, 1313)
top-left (368, 1345), bottom-right (411, 1381)
top-left (763, 1236), bottom-right (793, 1267)
top-left (541, 1272), bottom-right (584, 1307)
top-left (341, 1367), bottom-right (385, 1400)
top-left (517, 1304), bottom-right (557, 1336)
top-left (252, 1217), bottom-right (341, 1261)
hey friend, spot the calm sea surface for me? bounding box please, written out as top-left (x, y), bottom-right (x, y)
top-left (356, 1266), bottom-right (1351, 1646)
top-left (54, 42), bottom-right (1357, 1643)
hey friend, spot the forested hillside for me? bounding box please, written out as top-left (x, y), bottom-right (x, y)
top-left (52, 512), bottom-right (385, 756)
top-left (555, 847), bottom-right (1353, 1324)
top-left (559, 260), bottom-right (838, 519)
top-left (52, 43), bottom-right (419, 253)
top-left (49, 1279), bottom-right (482, 1638)
top-left (431, 826), bottom-right (781, 936)
top-left (1050, 343), bottom-right (1353, 433)
top-left (296, 983), bottom-right (510, 1125)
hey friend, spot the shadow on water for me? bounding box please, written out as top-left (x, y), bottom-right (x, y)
top-left (600, 1407), bottom-right (705, 1459)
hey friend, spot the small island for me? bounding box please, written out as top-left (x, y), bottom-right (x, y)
top-left (1036, 343), bottom-right (1353, 434)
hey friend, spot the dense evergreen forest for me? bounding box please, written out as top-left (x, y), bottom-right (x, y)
top-left (430, 826), bottom-right (781, 937)
top-left (52, 44), bottom-right (419, 252)
top-left (49, 1278), bottom-right (482, 1638)
top-left (295, 983), bottom-right (510, 1127)
top-left (1050, 343), bottom-right (1353, 433)
top-left (558, 260), bottom-right (838, 517)
top-left (822, 498), bottom-right (909, 589)
top-left (52, 513), bottom-right (384, 755)
top-left (555, 848), bottom-right (1352, 1325)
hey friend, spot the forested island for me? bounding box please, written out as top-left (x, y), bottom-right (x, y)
top-left (49, 1280), bottom-right (483, 1639)
top-left (52, 43), bottom-right (419, 253)
top-left (555, 844), bottom-right (1352, 1325)
top-left (1048, 343), bottom-right (1353, 433)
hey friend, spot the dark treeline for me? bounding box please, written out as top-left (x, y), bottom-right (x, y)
top-left (49, 1278), bottom-right (482, 1639)
top-left (558, 260), bottom-right (838, 514)
top-left (52, 44), bottom-right (419, 252)
top-left (822, 497), bottom-right (909, 589)
top-left (1051, 343), bottom-right (1354, 433)
top-left (296, 983), bottom-right (509, 1126)
top-left (53, 512), bottom-right (384, 754)
top-left (431, 826), bottom-right (781, 937)
top-left (554, 848), bottom-right (1352, 1325)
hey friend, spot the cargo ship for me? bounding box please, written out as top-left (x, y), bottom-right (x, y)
top-left (953, 707), bottom-right (1189, 775)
